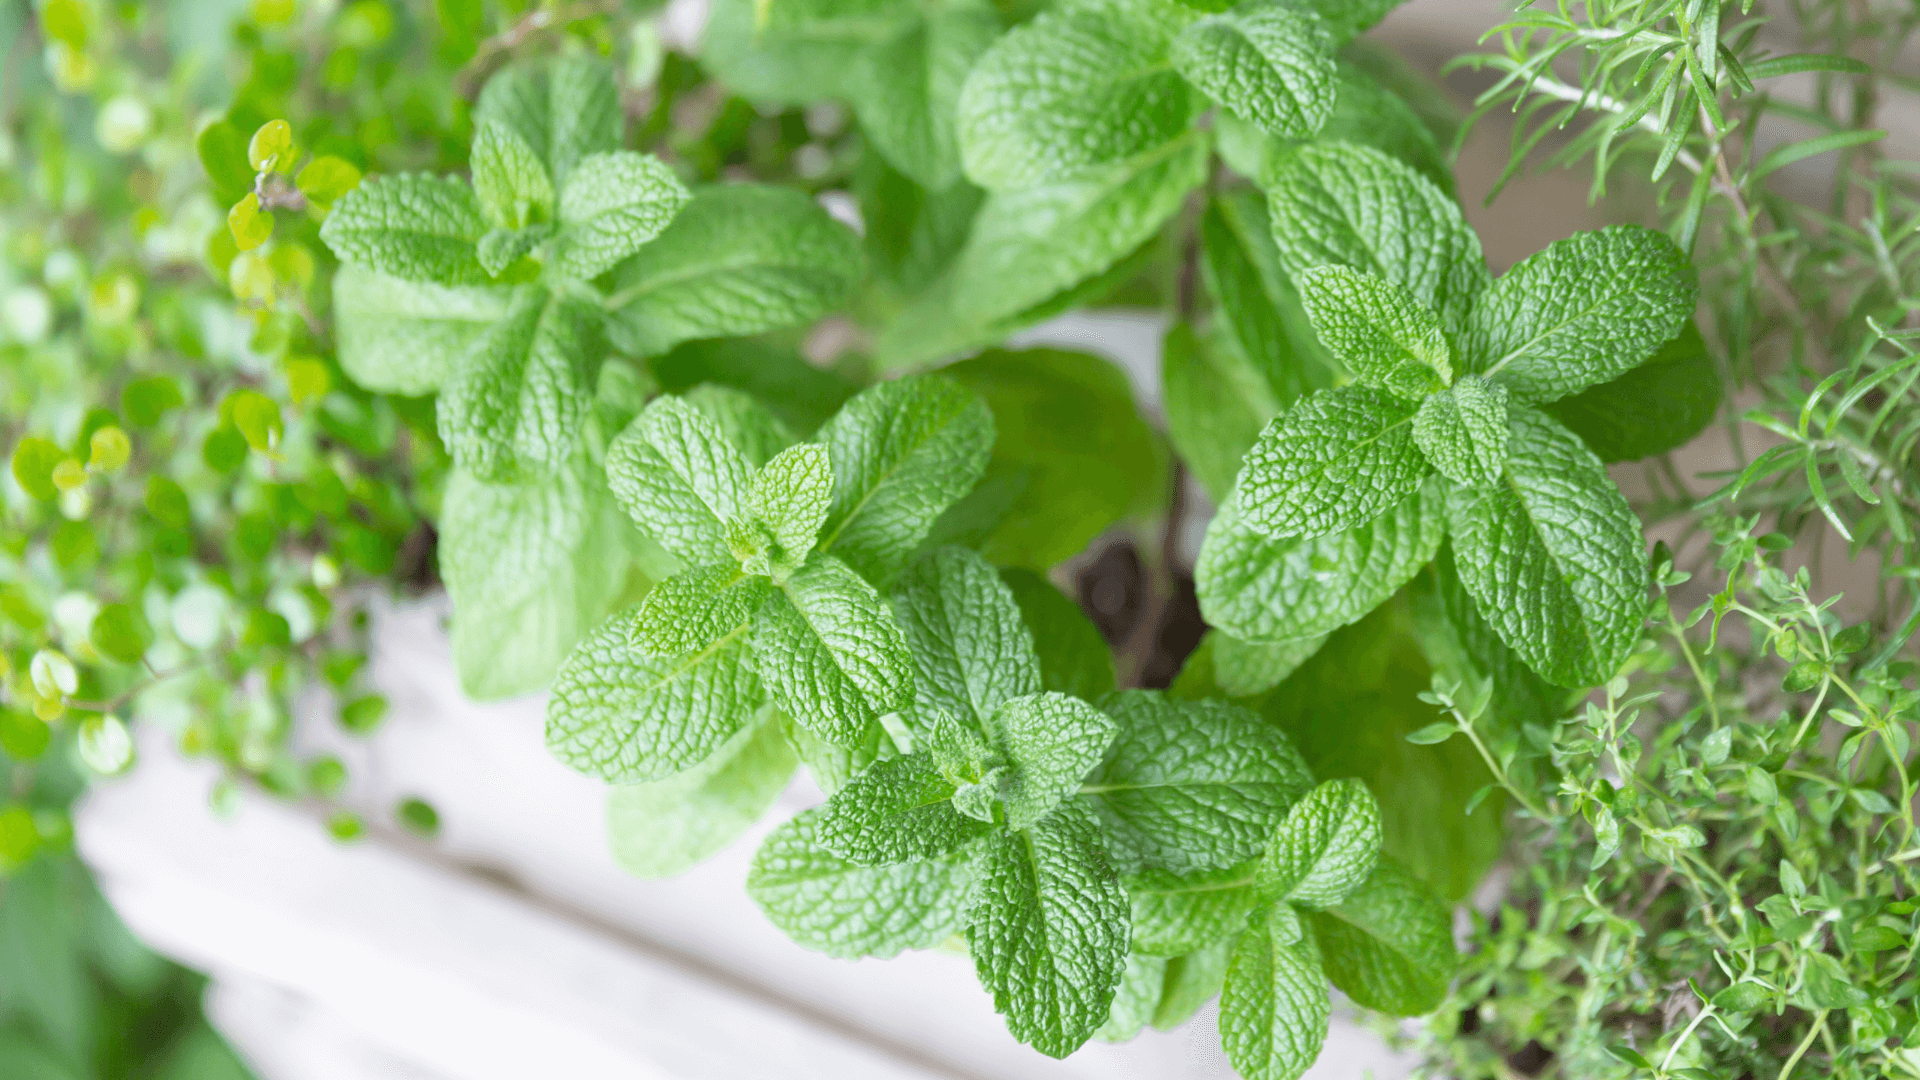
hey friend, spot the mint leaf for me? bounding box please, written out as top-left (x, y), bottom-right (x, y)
top-left (606, 712), bottom-right (796, 879)
top-left (1195, 481), bottom-right (1445, 644)
top-left (816, 376), bottom-right (994, 586)
top-left (1094, 952), bottom-right (1170, 1042)
top-left (1083, 690), bottom-right (1314, 873)
top-left (1308, 856), bottom-right (1456, 1015)
top-left (1128, 862), bottom-right (1259, 956)
top-left (1409, 545), bottom-right (1564, 742)
top-left (735, 442), bottom-right (834, 579)
top-left (1219, 911), bottom-right (1330, 1080)
top-left (471, 120), bottom-right (554, 230)
top-left (990, 692), bottom-right (1118, 828)
top-left (441, 455), bottom-right (636, 700)
top-left (1295, 265), bottom-right (1451, 395)
top-left (604, 184), bottom-right (864, 358)
top-left (1211, 632), bottom-right (1327, 698)
top-left (437, 288), bottom-right (602, 480)
top-left (546, 604), bottom-right (765, 782)
top-left (1152, 937), bottom-right (1235, 1030)
top-left (318, 173), bottom-right (490, 285)
top-left (474, 55), bottom-right (622, 190)
top-left (476, 223), bottom-right (553, 277)
top-left (1266, 142), bottom-right (1488, 332)
top-left (1238, 385), bottom-right (1429, 540)
top-left (1546, 321), bottom-right (1720, 462)
top-left (1468, 225), bottom-right (1698, 405)
top-left (605, 394), bottom-right (756, 566)
top-left (891, 547), bottom-right (1042, 733)
top-left (1254, 778), bottom-right (1382, 908)
top-left (816, 752), bottom-right (989, 863)
top-left (1445, 408), bottom-right (1648, 688)
top-left (631, 564), bottom-right (776, 657)
top-left (753, 554), bottom-right (916, 744)
top-left (683, 383), bottom-right (796, 469)
top-left (784, 713), bottom-right (890, 796)
top-left (1170, 2), bottom-right (1335, 139)
top-left (999, 568), bottom-right (1116, 700)
top-left (850, 1), bottom-right (1001, 190)
top-left (748, 808), bottom-right (975, 959)
top-left (331, 265), bottom-right (512, 395)
top-left (550, 151), bottom-right (690, 281)
top-left (957, 0), bottom-right (1194, 190)
top-left (968, 799), bottom-right (1130, 1058)
top-left (1199, 192), bottom-right (1331, 408)
top-left (1413, 374), bottom-right (1509, 488)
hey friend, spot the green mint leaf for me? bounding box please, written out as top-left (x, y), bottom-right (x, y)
top-left (1254, 778), bottom-right (1383, 908)
top-left (1094, 952), bottom-right (1170, 1042)
top-left (957, 0), bottom-right (1194, 190)
top-left (1165, 323), bottom-right (1282, 506)
top-left (1211, 632), bottom-right (1327, 698)
top-left (815, 752), bottom-right (990, 863)
top-left (470, 120), bottom-right (554, 230)
top-left (440, 455), bottom-right (635, 700)
top-left (607, 712), bottom-right (796, 879)
top-left (1219, 911), bottom-right (1330, 1080)
top-left (604, 184), bottom-right (864, 358)
top-left (1412, 374), bottom-right (1509, 488)
top-left (1266, 142), bottom-right (1488, 332)
top-left (682, 383), bottom-right (797, 469)
top-left (1195, 481), bottom-right (1445, 644)
top-left (317, 173), bottom-right (490, 285)
top-left (631, 563), bottom-right (776, 657)
top-left (784, 713), bottom-right (891, 796)
top-left (892, 547), bottom-right (1043, 734)
top-left (753, 554), bottom-right (916, 744)
top-left (816, 376), bottom-right (994, 586)
top-left (850, 1), bottom-right (1001, 190)
top-left (1296, 265), bottom-right (1452, 395)
top-left (1545, 320), bottom-right (1720, 462)
top-left (475, 223), bottom-right (554, 277)
top-left (1083, 690), bottom-right (1314, 873)
top-left (735, 442), bottom-right (834, 579)
top-left (747, 808), bottom-right (975, 959)
top-left (990, 692), bottom-right (1118, 828)
top-left (932, 710), bottom-right (1001, 784)
top-left (330, 265), bottom-right (512, 395)
top-left (1199, 192), bottom-right (1331, 412)
top-left (1445, 407), bottom-right (1648, 688)
top-left (1128, 862), bottom-right (1260, 956)
top-left (1152, 937), bottom-right (1235, 1030)
top-left (1468, 225), bottom-right (1698, 406)
top-left (999, 567), bottom-right (1116, 700)
top-left (474, 55), bottom-right (622, 191)
top-left (1408, 545), bottom-right (1565, 745)
top-left (1308, 855), bottom-right (1456, 1015)
top-left (605, 394), bottom-right (756, 566)
top-left (967, 799), bottom-right (1130, 1058)
top-left (1238, 384), bottom-right (1429, 540)
top-left (550, 151), bottom-right (690, 281)
top-left (1170, 2), bottom-right (1335, 139)
top-left (437, 288), bottom-right (602, 481)
top-left (546, 603), bottom-right (765, 782)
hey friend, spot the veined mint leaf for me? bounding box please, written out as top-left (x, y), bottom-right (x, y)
top-left (331, 265), bottom-right (513, 395)
top-left (1195, 482), bottom-right (1445, 644)
top-left (1468, 225), bottom-right (1698, 406)
top-left (437, 287), bottom-right (603, 481)
top-left (1254, 778), bottom-right (1383, 909)
top-left (603, 184), bottom-right (864, 358)
top-left (748, 808), bottom-right (975, 959)
top-left (1170, 2), bottom-right (1335, 139)
top-left (816, 752), bottom-right (989, 864)
top-left (1220, 912), bottom-right (1329, 1080)
top-left (957, 0), bottom-right (1194, 190)
top-left (1238, 384), bottom-right (1429, 540)
top-left (989, 692), bottom-right (1118, 829)
top-left (1153, 937), bottom-right (1235, 1030)
top-left (1083, 690), bottom-right (1314, 874)
top-left (850, 0), bottom-right (1001, 190)
top-left (605, 395), bottom-right (756, 566)
top-left (736, 442), bottom-right (834, 579)
top-left (471, 120), bottom-right (554, 230)
top-left (546, 604), bottom-right (765, 782)
top-left (318, 173), bottom-right (490, 285)
top-left (1308, 856), bottom-right (1456, 1015)
top-left (550, 151), bottom-right (690, 281)
top-left (1545, 322), bottom-right (1720, 462)
top-left (1128, 862), bottom-right (1260, 956)
top-left (1295, 265), bottom-right (1451, 395)
top-left (892, 547), bottom-right (1042, 734)
top-left (931, 710), bottom-right (1000, 786)
top-left (999, 568), bottom-right (1115, 700)
top-left (475, 55), bottom-right (622, 190)
top-left (1413, 374), bottom-right (1509, 488)
top-left (607, 712), bottom-right (796, 879)
top-left (968, 799), bottom-right (1130, 1058)
top-left (816, 376), bottom-right (994, 586)
top-left (1217, 59), bottom-right (1451, 192)
top-left (631, 563), bottom-right (776, 657)
top-left (1445, 408), bottom-right (1648, 688)
top-left (1211, 631), bottom-right (1327, 698)
top-left (753, 554), bottom-right (916, 744)
top-left (1266, 142), bottom-right (1488, 332)
top-left (1095, 952), bottom-right (1170, 1042)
